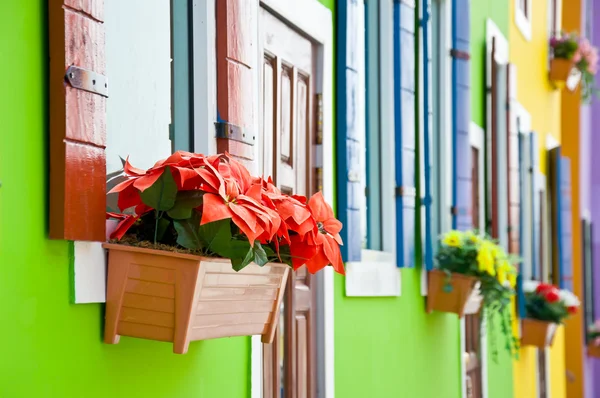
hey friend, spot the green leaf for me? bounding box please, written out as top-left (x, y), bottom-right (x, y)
top-left (140, 166), bottom-right (178, 211)
top-left (252, 242), bottom-right (269, 266)
top-left (231, 247), bottom-right (254, 271)
top-left (198, 219), bottom-right (232, 253)
top-left (156, 217), bottom-right (171, 241)
top-left (173, 211), bottom-right (202, 250)
top-left (167, 191), bottom-right (204, 220)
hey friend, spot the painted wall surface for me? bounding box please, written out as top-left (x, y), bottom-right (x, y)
top-left (508, 0), bottom-right (566, 397)
top-left (470, 4), bottom-right (515, 398)
top-left (561, 0), bottom-right (586, 397)
top-left (334, 270), bottom-right (461, 397)
top-left (0, 1), bottom-right (251, 397)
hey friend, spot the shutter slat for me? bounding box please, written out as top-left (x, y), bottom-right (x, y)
top-left (394, 0), bottom-right (417, 267)
top-left (559, 156), bottom-right (574, 290)
top-left (452, 0), bottom-right (472, 231)
top-left (49, 0), bottom-right (106, 241)
top-left (337, 0), bottom-right (364, 262)
top-left (507, 64), bottom-right (521, 256)
top-left (421, 0), bottom-right (433, 270)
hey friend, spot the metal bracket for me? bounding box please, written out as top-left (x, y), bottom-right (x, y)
top-left (65, 65), bottom-right (108, 97)
top-left (215, 121), bottom-right (255, 145)
top-left (450, 49), bottom-right (471, 61)
top-left (395, 186), bottom-right (416, 197)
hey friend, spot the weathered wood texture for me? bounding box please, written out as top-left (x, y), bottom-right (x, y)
top-left (49, 0), bottom-right (107, 241)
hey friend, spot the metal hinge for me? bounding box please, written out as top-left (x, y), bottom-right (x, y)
top-left (65, 65), bottom-right (109, 97)
top-left (395, 186), bottom-right (416, 197)
top-left (450, 49), bottom-right (471, 61)
top-left (168, 124), bottom-right (174, 141)
top-left (215, 121), bottom-right (255, 145)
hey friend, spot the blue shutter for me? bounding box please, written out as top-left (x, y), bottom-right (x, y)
top-left (558, 156), bottom-right (574, 291)
top-left (421, 0), bottom-right (433, 270)
top-left (531, 133), bottom-right (540, 280)
top-left (337, 0), bottom-right (363, 262)
top-left (451, 0), bottom-right (472, 231)
top-left (394, 0), bottom-right (416, 268)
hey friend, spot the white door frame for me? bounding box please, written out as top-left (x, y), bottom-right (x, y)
top-left (194, 0), bottom-right (334, 397)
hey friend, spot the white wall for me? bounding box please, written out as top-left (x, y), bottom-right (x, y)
top-left (74, 0), bottom-right (173, 303)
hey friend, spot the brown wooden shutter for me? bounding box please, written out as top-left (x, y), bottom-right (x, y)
top-left (489, 38), bottom-right (499, 239)
top-left (507, 64), bottom-right (520, 255)
top-left (49, 0), bottom-right (107, 241)
top-left (216, 0), bottom-right (256, 164)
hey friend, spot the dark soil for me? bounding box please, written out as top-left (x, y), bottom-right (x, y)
top-left (110, 234), bottom-right (206, 256)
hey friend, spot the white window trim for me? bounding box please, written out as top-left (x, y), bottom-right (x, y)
top-left (345, 0), bottom-right (400, 298)
top-left (515, 0), bottom-right (532, 41)
top-left (249, 1), bottom-right (335, 397)
top-left (459, 122), bottom-right (489, 398)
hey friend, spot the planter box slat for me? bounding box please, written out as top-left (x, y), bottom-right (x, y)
top-left (127, 263), bottom-right (177, 284)
top-left (195, 300), bottom-right (276, 315)
top-left (122, 293), bottom-right (175, 313)
top-left (194, 312), bottom-right (272, 327)
top-left (191, 323), bottom-right (267, 340)
top-left (125, 279), bottom-right (176, 299)
top-left (120, 307), bottom-right (176, 328)
top-left (521, 319), bottom-right (558, 348)
top-left (588, 344), bottom-right (600, 358)
top-left (203, 273), bottom-right (283, 287)
top-left (118, 321), bottom-right (174, 342)
top-left (426, 269), bottom-right (479, 318)
top-left (104, 243), bottom-right (290, 354)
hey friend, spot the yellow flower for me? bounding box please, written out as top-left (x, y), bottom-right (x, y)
top-left (477, 246), bottom-right (495, 275)
top-left (443, 230), bottom-right (463, 247)
top-left (507, 272), bottom-right (517, 288)
top-left (497, 267), bottom-right (507, 285)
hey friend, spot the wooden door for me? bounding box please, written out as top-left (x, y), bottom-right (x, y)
top-left (260, 7), bottom-right (316, 398)
top-left (465, 146), bottom-right (483, 398)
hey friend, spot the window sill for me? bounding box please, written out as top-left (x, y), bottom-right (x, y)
top-left (345, 250), bottom-right (400, 297)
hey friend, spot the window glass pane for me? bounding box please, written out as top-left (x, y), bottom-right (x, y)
top-left (105, 0), bottom-right (173, 174)
top-left (363, 0), bottom-right (382, 251)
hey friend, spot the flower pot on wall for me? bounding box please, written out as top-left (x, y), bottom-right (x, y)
top-left (588, 344), bottom-right (600, 358)
top-left (103, 243), bottom-right (289, 354)
top-left (549, 58), bottom-right (581, 91)
top-left (520, 318), bottom-right (558, 348)
top-left (426, 269), bottom-right (479, 318)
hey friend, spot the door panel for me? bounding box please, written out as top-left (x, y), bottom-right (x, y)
top-left (260, 7), bottom-right (316, 398)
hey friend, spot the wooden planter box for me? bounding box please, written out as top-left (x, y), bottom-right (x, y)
top-left (521, 318), bottom-right (558, 348)
top-left (588, 343), bottom-right (600, 358)
top-left (426, 270), bottom-right (479, 318)
top-left (549, 58), bottom-right (581, 91)
top-left (103, 243), bottom-right (290, 354)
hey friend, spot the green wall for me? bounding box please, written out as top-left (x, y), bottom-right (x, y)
top-left (470, 4), bottom-right (514, 398)
top-left (0, 2), bottom-right (249, 397)
top-left (334, 270), bottom-right (461, 397)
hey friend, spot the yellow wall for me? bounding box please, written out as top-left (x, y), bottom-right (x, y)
top-left (509, 0), bottom-right (566, 397)
top-left (560, 1), bottom-right (585, 397)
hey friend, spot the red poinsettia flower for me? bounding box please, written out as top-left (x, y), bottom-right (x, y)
top-left (290, 192), bottom-right (344, 275)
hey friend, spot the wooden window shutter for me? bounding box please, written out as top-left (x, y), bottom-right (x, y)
top-left (215, 0), bottom-right (257, 165)
top-left (451, 0), bottom-right (472, 233)
top-left (506, 63), bottom-right (520, 256)
top-left (49, 0), bottom-right (107, 241)
top-left (336, 0), bottom-right (363, 262)
top-left (422, 0), bottom-right (433, 270)
top-left (530, 133), bottom-right (541, 279)
top-left (549, 148), bottom-right (574, 290)
top-left (394, 0), bottom-right (417, 268)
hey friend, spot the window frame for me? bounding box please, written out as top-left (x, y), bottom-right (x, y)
top-left (345, 0), bottom-right (400, 297)
top-left (515, 0), bottom-right (532, 41)
top-left (547, 0), bottom-right (562, 38)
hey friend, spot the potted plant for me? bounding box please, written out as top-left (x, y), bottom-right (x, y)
top-left (521, 281), bottom-right (580, 348)
top-left (549, 33), bottom-right (599, 98)
top-left (430, 230), bottom-right (519, 358)
top-left (587, 321), bottom-right (600, 357)
top-left (104, 151), bottom-right (345, 354)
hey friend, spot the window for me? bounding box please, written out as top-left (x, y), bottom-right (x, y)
top-left (583, 218), bottom-right (595, 342)
top-left (345, 0), bottom-right (399, 297)
top-left (548, 0), bottom-right (562, 38)
top-left (515, 0), bottom-right (532, 41)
